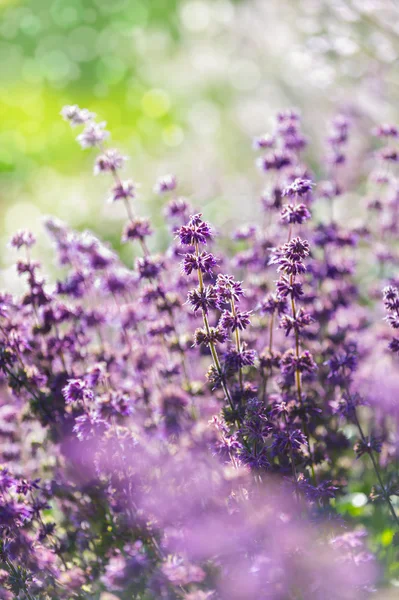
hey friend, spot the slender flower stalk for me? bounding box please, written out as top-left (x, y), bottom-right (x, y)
top-left (276, 178), bottom-right (317, 483)
top-left (193, 240), bottom-right (235, 412)
top-left (230, 294), bottom-right (244, 390)
top-left (63, 110), bottom-right (193, 388)
top-left (353, 410), bottom-right (399, 530)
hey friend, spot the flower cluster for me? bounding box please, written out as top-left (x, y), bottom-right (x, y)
top-left (1, 105), bottom-right (399, 598)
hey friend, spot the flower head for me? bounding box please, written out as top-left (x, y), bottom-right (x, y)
top-left (109, 180), bottom-right (137, 202)
top-left (283, 178), bottom-right (314, 198)
top-left (215, 274), bottom-right (244, 303)
top-left (10, 230), bottom-right (36, 249)
top-left (94, 149), bottom-right (127, 174)
top-left (181, 252), bottom-right (217, 276)
top-left (61, 105), bottom-right (95, 126)
top-left (122, 218), bottom-right (152, 242)
top-left (154, 174), bottom-right (177, 194)
top-left (187, 286), bottom-right (220, 314)
top-left (178, 214), bottom-right (212, 246)
top-left (62, 379), bottom-right (93, 404)
top-left (280, 203), bottom-right (311, 225)
top-left (77, 121), bottom-right (109, 148)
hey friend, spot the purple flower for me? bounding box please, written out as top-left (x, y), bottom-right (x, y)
top-left (161, 386), bottom-right (189, 434)
top-left (276, 276), bottom-right (303, 300)
top-left (239, 445), bottom-right (270, 470)
top-left (62, 379), bottom-right (93, 404)
top-left (280, 349), bottom-right (317, 375)
top-left (252, 134), bottom-right (275, 149)
top-left (94, 149), bottom-right (127, 174)
top-left (388, 338), bottom-right (399, 353)
top-left (279, 308), bottom-right (314, 337)
top-left (233, 225), bottom-right (257, 241)
top-left (164, 197), bottom-right (191, 219)
top-left (272, 428), bottom-right (307, 456)
top-left (259, 350), bottom-right (281, 370)
top-left (331, 392), bottom-right (364, 419)
top-left (148, 319), bottom-right (174, 337)
top-left (383, 286), bottom-right (399, 312)
top-left (215, 274), bottom-right (244, 303)
top-left (122, 218), bottom-right (152, 242)
top-left (260, 293), bottom-right (288, 314)
top-left (283, 178), bottom-right (314, 198)
top-left (385, 314), bottom-right (399, 329)
top-left (103, 269), bottom-right (136, 294)
top-left (220, 310), bottom-right (252, 332)
top-left (73, 414), bottom-right (109, 441)
top-left (136, 256), bottom-right (164, 279)
top-left (280, 203), bottom-right (311, 225)
top-left (10, 230), bottom-right (36, 249)
top-left (354, 436), bottom-right (383, 458)
top-left (77, 121), bottom-right (109, 148)
top-left (277, 258), bottom-right (307, 276)
top-left (277, 108), bottom-right (300, 122)
top-left (154, 174), bottom-right (177, 194)
top-left (0, 469), bottom-right (15, 492)
top-left (224, 345), bottom-right (256, 369)
top-left (327, 346), bottom-right (358, 384)
top-left (181, 252), bottom-right (217, 276)
top-left (101, 554), bottom-right (128, 591)
top-left (0, 502), bottom-right (33, 527)
top-left (61, 105), bottom-right (95, 126)
top-left (373, 123), bottom-right (399, 138)
top-left (187, 286), bottom-right (220, 314)
top-left (109, 179), bottom-right (137, 202)
top-left (379, 147), bottom-right (399, 162)
top-left (194, 326), bottom-right (228, 346)
top-left (257, 150), bottom-right (293, 171)
top-left (283, 237), bottom-right (310, 261)
top-left (86, 362), bottom-right (107, 387)
top-left (178, 214), bottom-right (212, 246)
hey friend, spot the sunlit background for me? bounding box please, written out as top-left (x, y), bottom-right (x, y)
top-left (1, 0), bottom-right (399, 256)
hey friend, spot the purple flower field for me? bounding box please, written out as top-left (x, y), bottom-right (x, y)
top-left (4, 5), bottom-right (399, 593)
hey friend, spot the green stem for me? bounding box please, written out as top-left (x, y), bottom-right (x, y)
top-left (353, 410), bottom-right (399, 530)
top-left (195, 242), bottom-right (235, 413)
top-left (230, 297), bottom-right (243, 391)
top-left (289, 278), bottom-right (316, 485)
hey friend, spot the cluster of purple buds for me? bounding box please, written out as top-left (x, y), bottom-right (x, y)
top-left (383, 285), bottom-right (399, 352)
top-left (1, 104), bottom-right (399, 598)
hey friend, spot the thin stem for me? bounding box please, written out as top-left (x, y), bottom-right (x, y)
top-left (353, 410), bottom-right (399, 529)
top-left (261, 370), bottom-right (267, 404)
top-left (289, 275), bottom-right (302, 402)
top-left (283, 413), bottom-right (299, 485)
top-left (289, 274), bottom-right (316, 485)
top-left (269, 311), bottom-right (274, 353)
top-left (230, 297), bottom-right (243, 391)
top-left (119, 185), bottom-right (191, 386)
top-left (194, 242), bottom-right (235, 413)
top-left (122, 197), bottom-right (150, 257)
top-left (262, 311), bottom-right (275, 403)
top-left (283, 195), bottom-right (317, 486)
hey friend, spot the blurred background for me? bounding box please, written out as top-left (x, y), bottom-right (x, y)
top-left (1, 0), bottom-right (399, 255)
